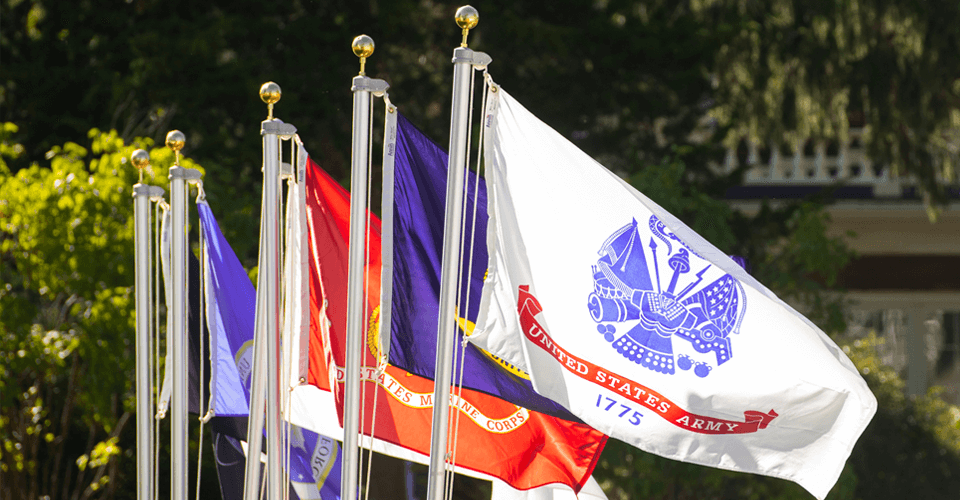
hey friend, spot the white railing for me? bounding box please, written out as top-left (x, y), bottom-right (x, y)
top-left (722, 128), bottom-right (907, 197)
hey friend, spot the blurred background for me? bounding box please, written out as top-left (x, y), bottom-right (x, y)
top-left (3, 1), bottom-right (960, 499)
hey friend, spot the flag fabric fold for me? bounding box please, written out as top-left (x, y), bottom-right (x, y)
top-left (471, 86), bottom-right (877, 499)
top-left (303, 153), bottom-right (606, 492)
top-left (492, 475), bottom-right (608, 500)
top-left (387, 114), bottom-right (579, 422)
top-left (198, 201), bottom-right (255, 416)
top-left (196, 200), bottom-right (342, 499)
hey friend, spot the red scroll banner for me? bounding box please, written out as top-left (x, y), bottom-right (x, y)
top-left (518, 285), bottom-right (778, 435)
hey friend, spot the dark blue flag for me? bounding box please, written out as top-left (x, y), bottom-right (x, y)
top-left (195, 201), bottom-right (342, 500)
top-left (388, 114), bottom-right (578, 421)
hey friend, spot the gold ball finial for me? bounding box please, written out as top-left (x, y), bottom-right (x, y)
top-left (131, 149), bottom-right (150, 170)
top-left (166, 130), bottom-right (185, 166)
top-left (352, 35), bottom-right (375, 76)
top-left (165, 130), bottom-right (185, 151)
top-left (260, 82), bottom-right (281, 120)
top-left (131, 149), bottom-right (150, 183)
top-left (456, 6), bottom-right (479, 30)
top-left (352, 35), bottom-right (375, 58)
top-left (260, 82), bottom-right (281, 105)
top-left (455, 6), bottom-right (479, 47)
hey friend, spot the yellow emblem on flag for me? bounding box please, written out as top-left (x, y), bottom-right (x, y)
top-left (367, 305), bottom-right (384, 365)
top-left (457, 313), bottom-right (531, 381)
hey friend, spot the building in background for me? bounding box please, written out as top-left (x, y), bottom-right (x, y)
top-left (723, 130), bottom-right (960, 402)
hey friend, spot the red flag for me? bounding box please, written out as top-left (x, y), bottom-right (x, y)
top-left (304, 156), bottom-right (606, 491)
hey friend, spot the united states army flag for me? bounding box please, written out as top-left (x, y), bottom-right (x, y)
top-left (471, 85), bottom-right (876, 499)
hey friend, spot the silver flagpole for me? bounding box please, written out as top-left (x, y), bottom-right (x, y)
top-left (343, 35), bottom-right (388, 500)
top-left (166, 130), bottom-right (201, 500)
top-left (426, 7), bottom-right (491, 500)
top-left (243, 82), bottom-right (295, 500)
top-left (242, 294), bottom-right (267, 500)
top-left (261, 83), bottom-right (286, 500)
top-left (132, 150), bottom-right (164, 500)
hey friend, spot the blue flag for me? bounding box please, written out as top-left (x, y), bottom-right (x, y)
top-left (197, 201), bottom-right (342, 500)
top-left (388, 115), bottom-right (578, 421)
top-left (198, 202), bottom-right (254, 416)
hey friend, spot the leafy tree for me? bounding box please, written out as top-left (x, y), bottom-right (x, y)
top-left (842, 334), bottom-right (960, 499)
top-left (703, 0), bottom-right (960, 212)
top-left (5, 0), bottom-right (959, 200)
top-left (0, 123), bottom-right (202, 500)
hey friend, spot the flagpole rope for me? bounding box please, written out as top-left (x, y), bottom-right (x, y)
top-left (447, 64), bottom-right (477, 493)
top-left (361, 373), bottom-right (381, 500)
top-left (355, 91), bottom-right (376, 497)
top-left (277, 145), bottom-right (286, 500)
top-left (460, 71), bottom-right (488, 340)
top-left (362, 90), bottom-right (396, 500)
top-left (356, 143), bottom-right (368, 491)
top-left (196, 186), bottom-right (207, 500)
top-left (444, 65), bottom-right (479, 500)
top-left (153, 200), bottom-right (162, 500)
top-left (155, 200), bottom-right (170, 498)
top-left (355, 95), bottom-right (368, 492)
top-left (457, 70), bottom-right (489, 353)
top-left (361, 93), bottom-right (380, 500)
top-left (255, 180), bottom-right (269, 500)
top-left (279, 139), bottom-right (292, 500)
top-left (283, 413), bottom-right (291, 500)
top-left (195, 390), bottom-right (205, 500)
top-left (445, 67), bottom-right (489, 500)
top-left (282, 168), bottom-right (290, 500)
top-left (283, 137), bottom-right (298, 500)
top-left (283, 348), bottom-right (292, 500)
top-left (259, 459), bottom-right (267, 500)
top-left (460, 70), bottom-right (489, 386)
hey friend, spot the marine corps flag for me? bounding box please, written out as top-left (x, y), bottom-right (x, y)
top-left (303, 154), bottom-right (606, 492)
top-left (470, 86), bottom-right (877, 499)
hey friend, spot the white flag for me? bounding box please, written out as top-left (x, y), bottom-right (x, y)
top-left (471, 86), bottom-right (876, 499)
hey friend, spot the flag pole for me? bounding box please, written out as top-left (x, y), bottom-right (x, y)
top-left (243, 82), bottom-right (295, 500)
top-left (343, 35), bottom-right (389, 500)
top-left (166, 130), bottom-right (201, 500)
top-left (426, 6), bottom-right (491, 500)
top-left (132, 150), bottom-right (164, 500)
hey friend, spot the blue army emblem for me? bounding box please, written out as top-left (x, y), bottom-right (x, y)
top-left (587, 216), bottom-right (746, 378)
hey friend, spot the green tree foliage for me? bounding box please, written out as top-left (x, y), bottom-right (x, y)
top-left (704, 0), bottom-right (960, 210)
top-left (0, 124), bottom-right (201, 500)
top-left (4, 0), bottom-right (958, 198)
top-left (842, 334), bottom-right (960, 499)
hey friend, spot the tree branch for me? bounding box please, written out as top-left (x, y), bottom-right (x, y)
top-left (77, 412), bottom-right (130, 500)
top-left (53, 355), bottom-right (79, 500)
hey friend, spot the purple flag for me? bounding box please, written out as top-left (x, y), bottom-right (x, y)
top-left (388, 114), bottom-right (578, 421)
